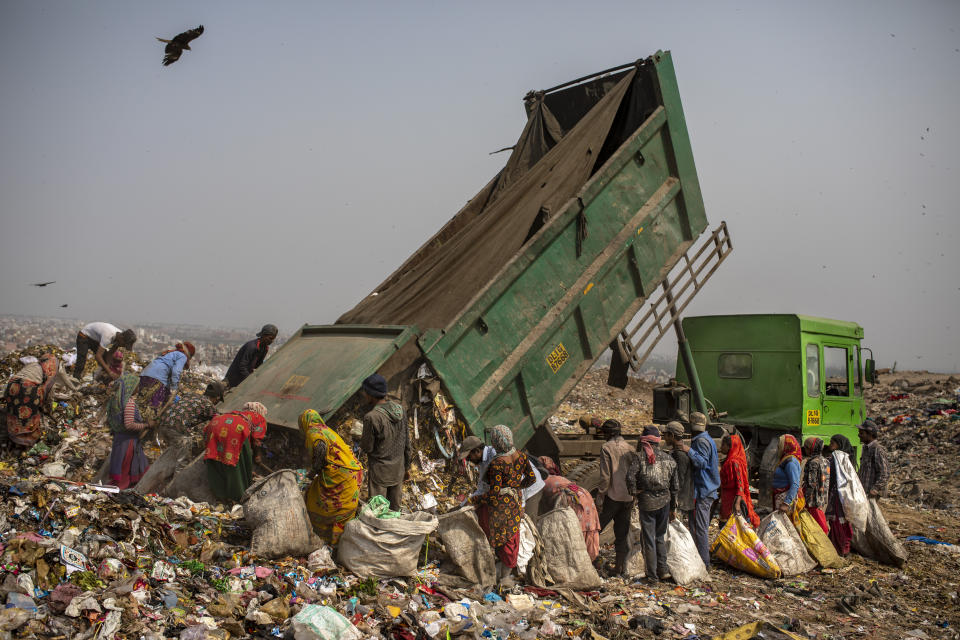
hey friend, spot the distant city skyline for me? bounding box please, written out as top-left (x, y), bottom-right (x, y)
top-left (1, 1), bottom-right (958, 371)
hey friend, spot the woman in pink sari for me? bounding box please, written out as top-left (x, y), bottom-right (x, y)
top-left (538, 456), bottom-right (601, 560)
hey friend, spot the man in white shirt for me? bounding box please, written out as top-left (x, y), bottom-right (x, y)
top-left (73, 322), bottom-right (136, 381)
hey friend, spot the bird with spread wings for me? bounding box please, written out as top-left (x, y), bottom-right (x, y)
top-left (157, 25), bottom-right (204, 67)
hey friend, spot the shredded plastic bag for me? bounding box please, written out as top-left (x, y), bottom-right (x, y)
top-left (363, 494), bottom-right (401, 519)
top-left (243, 470), bottom-right (319, 559)
top-left (306, 546), bottom-right (336, 573)
top-left (338, 502), bottom-right (437, 578)
top-left (791, 507), bottom-right (844, 569)
top-left (516, 514), bottom-right (537, 573)
top-left (624, 523), bottom-right (645, 578)
top-left (436, 507), bottom-right (496, 587)
top-left (537, 507), bottom-right (601, 587)
top-left (291, 604), bottom-right (362, 640)
top-left (832, 451), bottom-right (868, 533)
top-left (665, 520), bottom-right (710, 585)
top-left (711, 514), bottom-right (781, 579)
top-left (852, 498), bottom-right (909, 568)
top-left (758, 512), bottom-right (816, 576)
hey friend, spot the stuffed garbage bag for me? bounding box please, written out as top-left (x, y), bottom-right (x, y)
top-left (758, 511), bottom-right (816, 576)
top-left (711, 514), bottom-right (781, 579)
top-left (664, 520), bottom-right (710, 585)
top-left (338, 499), bottom-right (438, 578)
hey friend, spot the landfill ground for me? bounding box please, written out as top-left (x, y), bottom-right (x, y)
top-left (2, 342), bottom-right (959, 639)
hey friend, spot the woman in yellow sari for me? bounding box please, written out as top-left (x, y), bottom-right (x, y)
top-left (298, 409), bottom-right (364, 544)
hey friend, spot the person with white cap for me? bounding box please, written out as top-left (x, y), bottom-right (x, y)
top-left (679, 411), bottom-right (719, 569)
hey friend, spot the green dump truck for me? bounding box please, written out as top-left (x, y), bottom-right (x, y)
top-left (663, 314), bottom-right (876, 507)
top-left (222, 51), bottom-right (732, 469)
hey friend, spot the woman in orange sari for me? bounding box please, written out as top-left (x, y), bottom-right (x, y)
top-left (719, 433), bottom-right (760, 527)
top-left (298, 409), bottom-right (364, 544)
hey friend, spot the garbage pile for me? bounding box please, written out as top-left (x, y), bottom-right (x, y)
top-left (3, 351), bottom-right (960, 639)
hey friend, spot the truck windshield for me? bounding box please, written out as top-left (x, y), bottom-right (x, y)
top-left (824, 346), bottom-right (850, 396)
top-left (806, 343), bottom-right (819, 397)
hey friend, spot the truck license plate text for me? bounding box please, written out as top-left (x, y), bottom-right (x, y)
top-left (546, 343), bottom-right (569, 373)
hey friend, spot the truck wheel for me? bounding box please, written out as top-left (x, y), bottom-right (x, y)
top-left (567, 460), bottom-right (615, 545)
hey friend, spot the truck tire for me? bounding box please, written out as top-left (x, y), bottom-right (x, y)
top-left (567, 460), bottom-right (615, 545)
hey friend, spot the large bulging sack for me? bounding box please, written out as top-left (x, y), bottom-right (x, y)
top-left (832, 451), bottom-right (868, 533)
top-left (791, 508), bottom-right (844, 569)
top-left (711, 514), bottom-right (782, 579)
top-left (163, 454), bottom-right (219, 504)
top-left (624, 524), bottom-right (645, 578)
top-left (665, 520), bottom-right (710, 585)
top-left (852, 499), bottom-right (908, 568)
top-left (537, 507), bottom-right (602, 588)
top-left (758, 512), bottom-right (817, 576)
top-left (243, 470), bottom-right (319, 559)
top-left (437, 507), bottom-right (496, 588)
top-left (338, 503), bottom-right (438, 578)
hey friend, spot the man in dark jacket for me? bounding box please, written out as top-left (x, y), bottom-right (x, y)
top-left (662, 421), bottom-right (694, 519)
top-left (224, 324), bottom-right (278, 388)
top-left (627, 425), bottom-right (679, 583)
top-left (359, 373), bottom-right (411, 511)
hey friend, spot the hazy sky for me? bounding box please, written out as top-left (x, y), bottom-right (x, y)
top-left (1, 1), bottom-right (958, 371)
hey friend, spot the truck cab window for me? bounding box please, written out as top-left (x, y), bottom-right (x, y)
top-left (718, 353), bottom-right (752, 378)
top-left (855, 348), bottom-right (862, 396)
top-left (824, 346), bottom-right (850, 396)
top-left (806, 343), bottom-right (820, 397)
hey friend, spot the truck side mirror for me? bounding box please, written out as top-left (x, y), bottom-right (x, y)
top-left (865, 358), bottom-right (877, 384)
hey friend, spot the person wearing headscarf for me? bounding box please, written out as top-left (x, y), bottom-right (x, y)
top-left (538, 456), bottom-right (601, 561)
top-left (105, 373), bottom-right (150, 489)
top-left (801, 437), bottom-right (830, 533)
top-left (719, 433), bottom-right (760, 527)
top-left (472, 424), bottom-right (537, 584)
top-left (299, 409), bottom-right (364, 544)
top-left (626, 425), bottom-right (679, 583)
top-left (4, 353), bottom-right (60, 448)
top-left (203, 402), bottom-right (268, 502)
top-left (359, 373), bottom-right (411, 512)
top-left (827, 433), bottom-right (856, 555)
top-left (460, 436), bottom-right (545, 513)
top-left (135, 342), bottom-right (195, 424)
top-left (772, 434), bottom-right (803, 513)
top-left (224, 324), bottom-right (278, 388)
top-left (679, 412), bottom-right (720, 568)
top-left (596, 418), bottom-right (637, 576)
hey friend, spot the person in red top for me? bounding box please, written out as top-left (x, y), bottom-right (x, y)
top-left (203, 402), bottom-right (268, 502)
top-left (719, 433), bottom-right (760, 527)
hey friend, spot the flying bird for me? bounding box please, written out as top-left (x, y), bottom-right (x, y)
top-left (31, 281), bottom-right (55, 287)
top-left (156, 25), bottom-right (204, 66)
top-left (60, 304), bottom-right (69, 308)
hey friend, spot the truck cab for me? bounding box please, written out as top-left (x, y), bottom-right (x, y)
top-left (672, 314), bottom-right (873, 478)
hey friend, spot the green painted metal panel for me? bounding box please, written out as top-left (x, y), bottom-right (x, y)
top-left (220, 324), bottom-right (417, 429)
top-left (420, 51), bottom-right (711, 445)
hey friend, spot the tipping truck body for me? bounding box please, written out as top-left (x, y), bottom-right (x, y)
top-left (221, 51), bottom-right (731, 464)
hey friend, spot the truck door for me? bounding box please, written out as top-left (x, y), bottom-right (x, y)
top-left (821, 343), bottom-right (857, 428)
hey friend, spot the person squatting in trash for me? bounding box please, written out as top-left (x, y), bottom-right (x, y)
top-left (857, 419), bottom-right (889, 498)
top-left (203, 402), bottom-right (268, 502)
top-left (135, 341), bottom-right (195, 425)
top-left (596, 418), bottom-right (637, 576)
top-left (224, 324), bottom-right (278, 388)
top-left (105, 372), bottom-right (151, 489)
top-left (537, 455), bottom-right (601, 561)
top-left (359, 373), bottom-right (411, 512)
top-left (679, 412), bottom-right (719, 569)
top-left (719, 432), bottom-right (760, 527)
top-left (470, 425), bottom-right (537, 585)
top-left (626, 425), bottom-right (679, 584)
top-left (801, 437), bottom-right (831, 534)
top-left (459, 435), bottom-right (544, 516)
top-left (72, 322), bottom-right (137, 382)
top-left (662, 422), bottom-right (695, 524)
top-left (298, 409), bottom-right (364, 545)
top-left (772, 434), bottom-right (803, 512)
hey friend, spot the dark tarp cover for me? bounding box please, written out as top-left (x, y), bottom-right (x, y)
top-left (337, 69), bottom-right (638, 330)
